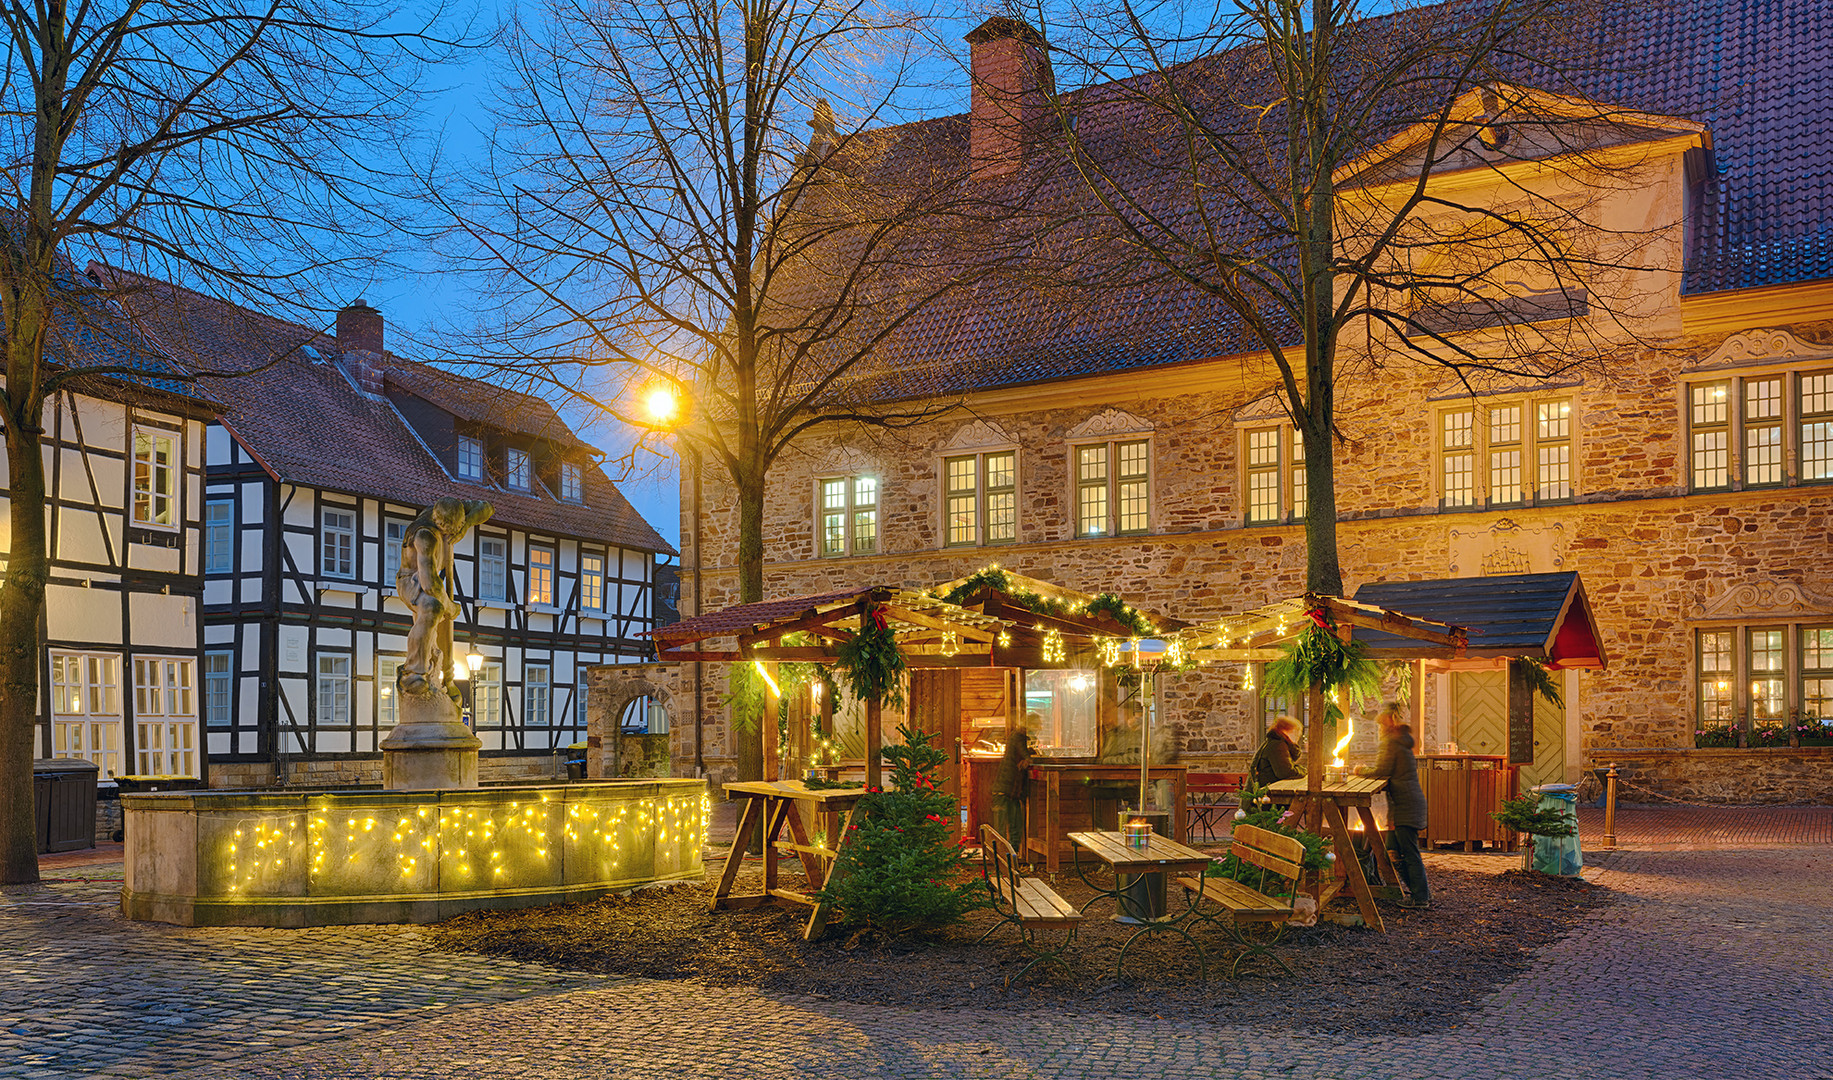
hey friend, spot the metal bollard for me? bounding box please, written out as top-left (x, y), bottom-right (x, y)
top-left (1603, 765), bottom-right (1619, 849)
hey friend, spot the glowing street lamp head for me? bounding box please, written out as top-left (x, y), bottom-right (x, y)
top-left (644, 385), bottom-right (681, 426)
top-left (466, 650), bottom-right (485, 674)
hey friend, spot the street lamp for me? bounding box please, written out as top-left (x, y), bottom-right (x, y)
top-left (642, 381), bottom-right (707, 779)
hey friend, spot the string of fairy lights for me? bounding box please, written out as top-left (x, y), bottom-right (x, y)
top-left (222, 790), bottom-right (712, 896)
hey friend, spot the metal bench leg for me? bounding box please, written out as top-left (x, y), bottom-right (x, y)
top-left (1227, 921), bottom-right (1293, 979)
top-left (1007, 924), bottom-right (1078, 988)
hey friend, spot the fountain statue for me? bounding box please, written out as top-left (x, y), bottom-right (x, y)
top-left (380, 497), bottom-right (494, 790)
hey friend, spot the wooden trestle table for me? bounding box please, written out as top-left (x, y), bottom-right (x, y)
top-left (1264, 775), bottom-right (1403, 933)
top-left (711, 780), bottom-right (869, 941)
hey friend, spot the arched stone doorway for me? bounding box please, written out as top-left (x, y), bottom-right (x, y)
top-left (587, 667), bottom-right (676, 778)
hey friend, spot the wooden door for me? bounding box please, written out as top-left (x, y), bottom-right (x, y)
top-left (1517, 689), bottom-right (1567, 791)
top-left (906, 669), bottom-right (963, 807)
top-left (1452, 670), bottom-right (1509, 757)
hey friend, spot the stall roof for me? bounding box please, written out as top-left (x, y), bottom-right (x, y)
top-left (1352, 572), bottom-right (1607, 669)
top-left (646, 585), bottom-right (1015, 664)
top-left (1179, 594), bottom-right (1468, 661)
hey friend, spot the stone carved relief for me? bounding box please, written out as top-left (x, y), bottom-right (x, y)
top-left (1068, 407), bottom-right (1152, 438)
top-left (944, 419), bottom-right (1015, 450)
top-left (1448, 517), bottom-right (1567, 577)
top-left (820, 446), bottom-right (876, 475)
top-left (1692, 580), bottom-right (1833, 621)
top-left (1689, 329), bottom-right (1833, 371)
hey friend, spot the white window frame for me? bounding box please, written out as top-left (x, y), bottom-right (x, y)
top-left (131, 426), bottom-right (180, 530)
top-left (204, 651), bottom-right (235, 729)
top-left (383, 518), bottom-right (408, 589)
top-left (49, 652), bottom-right (123, 776)
top-left (316, 654), bottom-right (352, 726)
top-left (524, 664), bottom-right (552, 727)
top-left (377, 656), bottom-right (402, 728)
top-left (817, 475), bottom-right (878, 558)
top-left (478, 535), bottom-right (508, 601)
top-left (526, 544), bottom-right (556, 607)
top-left (473, 661), bottom-right (503, 727)
top-left (456, 434), bottom-right (485, 481)
top-left (560, 462), bottom-right (584, 503)
top-left (1686, 367), bottom-right (1833, 492)
top-left (942, 449), bottom-right (1018, 548)
top-left (576, 675), bottom-right (591, 728)
top-left (204, 500), bottom-right (234, 573)
top-left (133, 656), bottom-right (198, 776)
top-left (1695, 622), bottom-right (1833, 737)
top-left (580, 550), bottom-right (606, 613)
top-left (506, 447), bottom-right (531, 491)
top-left (1434, 395), bottom-right (1574, 510)
top-left (320, 506), bottom-right (356, 579)
top-left (1072, 437), bottom-right (1151, 539)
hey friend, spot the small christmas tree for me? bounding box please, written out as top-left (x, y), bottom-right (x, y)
top-left (818, 725), bottom-right (983, 937)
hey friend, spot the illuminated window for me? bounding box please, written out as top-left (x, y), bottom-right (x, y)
top-left (1439, 396), bottom-right (1572, 508)
top-left (1804, 628), bottom-right (1833, 722)
top-left (1075, 439), bottom-right (1150, 538)
top-left (377, 657), bottom-right (402, 728)
top-left (1245, 427), bottom-right (1306, 524)
top-left (1697, 625), bottom-right (1833, 737)
top-left (944, 451), bottom-right (1017, 546)
top-left (1687, 370), bottom-right (1833, 490)
top-left (527, 545), bottom-right (555, 606)
top-left (1690, 381), bottom-right (1730, 490)
top-left (1697, 630), bottom-right (1733, 729)
top-left (131, 427), bottom-right (178, 528)
top-left (50, 652), bottom-right (123, 776)
top-left (1803, 372), bottom-right (1833, 482)
top-left (818, 475), bottom-right (878, 557)
top-left (580, 551), bottom-right (606, 612)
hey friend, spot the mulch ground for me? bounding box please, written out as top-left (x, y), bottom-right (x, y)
top-left (427, 856), bottom-right (1609, 1036)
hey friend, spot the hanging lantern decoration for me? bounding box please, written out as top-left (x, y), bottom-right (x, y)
top-left (1099, 637), bottom-right (1122, 666)
top-left (1128, 636), bottom-right (1142, 668)
top-left (1042, 628), bottom-right (1066, 663)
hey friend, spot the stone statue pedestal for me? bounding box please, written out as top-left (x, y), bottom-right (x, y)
top-left (380, 689), bottom-right (481, 790)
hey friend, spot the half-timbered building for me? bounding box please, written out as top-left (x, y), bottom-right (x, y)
top-left (102, 269), bottom-right (673, 787)
top-left (5, 279), bottom-right (212, 780)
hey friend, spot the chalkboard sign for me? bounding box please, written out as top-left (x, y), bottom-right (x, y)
top-left (1507, 663), bottom-right (1536, 766)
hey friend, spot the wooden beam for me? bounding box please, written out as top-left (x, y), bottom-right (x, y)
top-left (736, 606), bottom-right (859, 649)
top-left (745, 646), bottom-right (842, 661)
top-left (882, 606), bottom-right (996, 642)
top-left (656, 648), bottom-right (740, 662)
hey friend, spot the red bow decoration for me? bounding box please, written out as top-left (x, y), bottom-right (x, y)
top-left (1306, 608), bottom-right (1331, 630)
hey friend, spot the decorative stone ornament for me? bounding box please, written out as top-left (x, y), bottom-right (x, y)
top-left (1690, 329), bottom-right (1833, 371)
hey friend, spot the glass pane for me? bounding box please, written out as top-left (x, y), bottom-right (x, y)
top-left (1117, 440), bottom-right (1148, 479)
top-left (1024, 669), bottom-right (1099, 755)
top-left (945, 456), bottom-right (976, 495)
top-left (1078, 445), bottom-right (1108, 482)
top-left (852, 476), bottom-right (876, 507)
top-left (1247, 428), bottom-right (1279, 468)
top-left (852, 509), bottom-right (877, 554)
top-left (1804, 678), bottom-right (1833, 721)
top-left (1248, 468), bottom-right (1280, 523)
top-left (1490, 448), bottom-right (1522, 505)
top-left (1441, 410), bottom-right (1473, 449)
top-left (1537, 443), bottom-right (1571, 501)
top-left (1804, 627), bottom-right (1833, 671)
top-left (1692, 430), bottom-right (1728, 489)
top-left (1489, 404), bottom-right (1521, 445)
top-left (1745, 377), bottom-right (1782, 420)
top-left (1537, 400), bottom-right (1571, 440)
top-left (1078, 482), bottom-right (1108, 537)
top-left (821, 479), bottom-right (846, 511)
top-left (986, 491), bottom-right (1016, 543)
top-left (822, 513), bottom-right (845, 556)
top-left (1118, 479), bottom-right (1149, 533)
top-left (1803, 420), bottom-right (1833, 482)
top-left (1442, 452), bottom-right (1474, 507)
top-left (985, 452), bottom-right (1015, 490)
top-left (1745, 423), bottom-right (1783, 486)
top-left (1691, 382), bottom-right (1728, 426)
top-left (946, 494), bottom-right (976, 546)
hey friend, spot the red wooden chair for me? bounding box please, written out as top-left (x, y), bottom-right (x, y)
top-left (1185, 772), bottom-right (1247, 843)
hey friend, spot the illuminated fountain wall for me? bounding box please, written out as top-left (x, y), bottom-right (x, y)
top-left (121, 779), bottom-right (709, 927)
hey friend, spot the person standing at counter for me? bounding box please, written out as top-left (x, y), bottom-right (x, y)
top-left (1250, 714), bottom-right (1306, 786)
top-left (1359, 704), bottom-right (1430, 909)
top-left (991, 717), bottom-right (1036, 844)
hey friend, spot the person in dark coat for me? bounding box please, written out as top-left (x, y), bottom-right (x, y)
top-left (1249, 715), bottom-right (1306, 787)
top-left (991, 720), bottom-right (1035, 846)
top-left (1360, 704), bottom-right (1430, 908)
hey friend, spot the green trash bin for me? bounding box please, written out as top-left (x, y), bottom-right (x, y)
top-left (1530, 784), bottom-right (1583, 875)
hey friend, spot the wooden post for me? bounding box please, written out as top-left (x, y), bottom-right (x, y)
top-left (1306, 684), bottom-right (1326, 835)
top-left (865, 697), bottom-right (882, 789)
top-left (762, 661), bottom-right (781, 781)
top-left (1409, 660), bottom-right (1426, 750)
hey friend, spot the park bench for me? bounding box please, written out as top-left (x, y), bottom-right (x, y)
top-left (975, 824), bottom-right (1082, 987)
top-left (1175, 822), bottom-right (1304, 977)
top-left (1185, 772), bottom-right (1247, 843)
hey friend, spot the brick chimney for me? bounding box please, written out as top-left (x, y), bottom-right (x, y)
top-left (335, 299), bottom-right (385, 396)
top-left (966, 17), bottom-right (1053, 179)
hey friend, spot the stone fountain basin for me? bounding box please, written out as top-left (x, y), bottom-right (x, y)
top-left (121, 779), bottom-right (708, 927)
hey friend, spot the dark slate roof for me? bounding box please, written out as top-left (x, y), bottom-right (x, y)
top-left (797, 0), bottom-right (1831, 400)
top-left (1352, 572), bottom-right (1606, 667)
top-left (28, 265), bottom-right (212, 406)
top-left (94, 266), bottom-right (672, 554)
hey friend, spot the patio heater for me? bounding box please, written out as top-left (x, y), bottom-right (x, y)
top-left (1116, 642), bottom-right (1173, 922)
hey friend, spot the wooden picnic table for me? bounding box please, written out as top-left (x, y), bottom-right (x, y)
top-left (711, 780), bottom-right (869, 940)
top-left (1067, 829), bottom-right (1215, 979)
top-left (1026, 763), bottom-right (1188, 872)
top-left (1264, 775), bottom-right (1402, 933)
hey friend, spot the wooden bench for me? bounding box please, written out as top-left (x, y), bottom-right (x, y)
top-left (1175, 823), bottom-right (1304, 977)
top-left (1185, 772), bottom-right (1247, 843)
top-left (975, 824), bottom-right (1082, 986)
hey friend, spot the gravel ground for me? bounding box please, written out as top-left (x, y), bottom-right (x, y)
top-left (427, 859), bottom-right (1606, 1036)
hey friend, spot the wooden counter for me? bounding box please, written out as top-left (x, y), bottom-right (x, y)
top-left (1023, 762), bottom-right (1187, 872)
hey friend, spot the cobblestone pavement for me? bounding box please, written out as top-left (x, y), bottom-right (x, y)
top-left (6, 840), bottom-right (1831, 1078)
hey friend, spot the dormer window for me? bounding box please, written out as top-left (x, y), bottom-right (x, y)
top-left (507, 447), bottom-right (531, 491)
top-left (560, 462), bottom-right (583, 503)
top-left (456, 435), bottom-right (484, 481)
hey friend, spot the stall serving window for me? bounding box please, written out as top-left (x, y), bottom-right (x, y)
top-left (1023, 669), bottom-right (1098, 756)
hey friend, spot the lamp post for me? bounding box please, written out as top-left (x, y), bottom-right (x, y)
top-left (451, 647), bottom-right (485, 729)
top-left (644, 384), bottom-right (707, 779)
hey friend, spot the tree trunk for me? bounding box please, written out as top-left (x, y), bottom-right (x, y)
top-left (1, 366), bottom-right (49, 885)
top-left (732, 473), bottom-right (766, 793)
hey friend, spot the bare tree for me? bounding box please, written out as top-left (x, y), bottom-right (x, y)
top-left (1018, 0), bottom-right (1692, 594)
top-left (440, 0), bottom-right (1025, 784)
top-left (0, 0), bottom-right (450, 884)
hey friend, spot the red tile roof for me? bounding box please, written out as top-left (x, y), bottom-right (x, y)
top-left (93, 266), bottom-right (672, 554)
